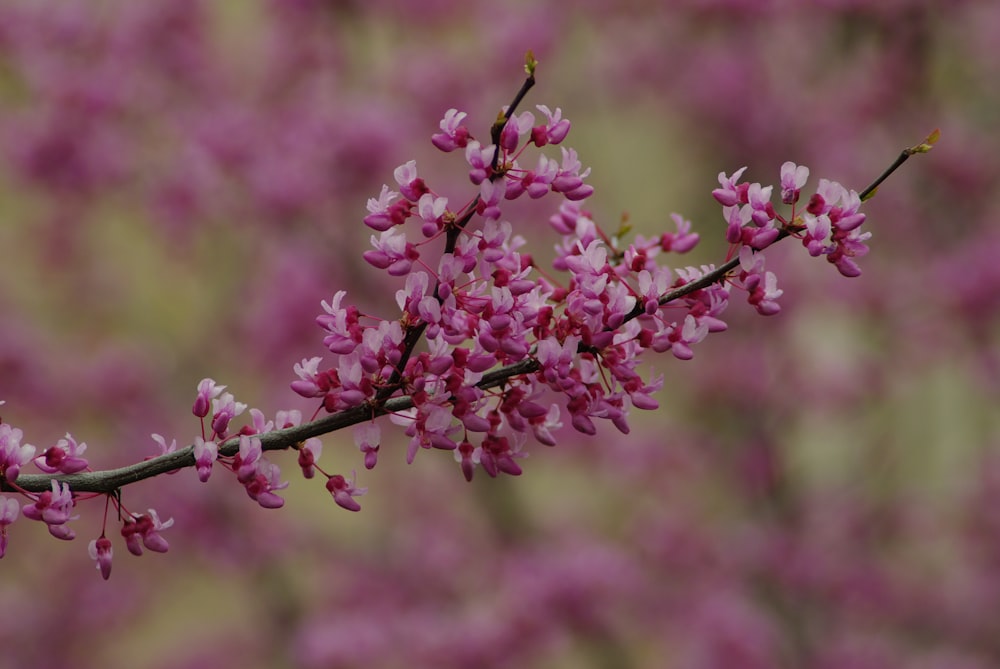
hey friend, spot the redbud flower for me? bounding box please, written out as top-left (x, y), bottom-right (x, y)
top-left (465, 140), bottom-right (493, 185)
top-left (739, 247), bottom-right (783, 315)
top-left (780, 161), bottom-right (809, 204)
top-left (22, 479), bottom-right (74, 525)
top-left (354, 423), bottom-right (380, 470)
top-left (431, 109), bottom-right (471, 152)
top-left (0, 495), bottom-right (20, 558)
top-left (532, 105), bottom-right (571, 146)
top-left (192, 378), bottom-right (225, 418)
top-left (150, 433), bottom-right (177, 457)
top-left (244, 460), bottom-right (288, 509)
top-left (121, 509), bottom-right (174, 555)
top-left (325, 471), bottom-right (367, 512)
top-left (363, 185), bottom-right (401, 231)
top-left (712, 167), bottom-right (749, 206)
top-left (297, 438), bottom-right (322, 478)
top-left (661, 213), bottom-right (699, 253)
top-left (33, 433), bottom-right (89, 475)
top-left (211, 392), bottom-right (247, 438)
top-left (88, 535), bottom-right (113, 580)
top-left (193, 436), bottom-right (217, 482)
top-left (500, 110), bottom-right (534, 153)
top-left (0, 423), bottom-right (35, 483)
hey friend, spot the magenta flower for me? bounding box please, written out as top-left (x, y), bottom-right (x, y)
top-left (121, 509), bottom-right (174, 555)
top-left (193, 436), bottom-right (217, 482)
top-left (354, 423), bottom-right (380, 470)
top-left (192, 378), bottom-right (225, 418)
top-left (363, 228), bottom-right (418, 276)
top-left (431, 108), bottom-right (471, 152)
top-left (325, 471), bottom-right (367, 512)
top-left (661, 213), bottom-right (700, 253)
top-left (22, 480), bottom-right (76, 539)
top-left (297, 438), bottom-right (322, 479)
top-left (0, 496), bottom-right (20, 558)
top-left (712, 166), bottom-right (749, 207)
top-left (0, 423), bottom-right (35, 483)
top-left (317, 291), bottom-right (363, 355)
top-left (88, 535), bottom-right (113, 580)
top-left (210, 392), bottom-right (247, 438)
top-left (363, 185), bottom-right (401, 231)
top-left (33, 433), bottom-right (89, 475)
top-left (464, 140), bottom-right (493, 185)
top-left (244, 460), bottom-right (288, 509)
top-left (532, 105), bottom-right (571, 146)
top-left (780, 161), bottom-right (809, 204)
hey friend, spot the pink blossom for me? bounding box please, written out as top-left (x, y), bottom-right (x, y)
top-left (363, 228), bottom-right (418, 276)
top-left (780, 161), bottom-right (809, 204)
top-left (317, 291), bottom-right (363, 355)
top-left (0, 496), bottom-right (20, 558)
top-left (354, 423), bottom-right (380, 470)
top-left (22, 480), bottom-right (76, 536)
top-left (363, 185), bottom-right (402, 231)
top-left (88, 535), bottom-right (113, 580)
top-left (121, 508), bottom-right (174, 555)
top-left (210, 392), bottom-right (247, 438)
top-left (0, 423), bottom-right (35, 483)
top-left (33, 433), bottom-right (89, 475)
top-left (465, 140), bottom-right (493, 185)
top-left (431, 108), bottom-right (471, 152)
top-left (712, 167), bottom-right (749, 206)
top-left (531, 105), bottom-right (571, 146)
top-left (244, 460), bottom-right (288, 509)
top-left (499, 110), bottom-right (534, 153)
top-left (661, 213), bottom-right (700, 253)
top-left (192, 378), bottom-right (225, 418)
top-left (325, 471), bottom-right (367, 512)
top-left (393, 160), bottom-right (428, 202)
top-left (295, 438), bottom-right (322, 479)
top-left (193, 436), bottom-right (217, 482)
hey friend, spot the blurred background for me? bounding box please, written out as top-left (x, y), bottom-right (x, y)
top-left (2, 1), bottom-right (999, 667)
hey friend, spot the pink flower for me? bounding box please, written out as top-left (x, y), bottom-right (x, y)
top-left (121, 508), bottom-right (174, 555)
top-left (780, 161), bottom-right (809, 204)
top-left (739, 247), bottom-right (783, 315)
top-left (297, 438), bottom-right (322, 479)
top-left (712, 167), bottom-right (749, 206)
top-left (33, 433), bottom-right (89, 475)
top-left (325, 471), bottom-right (367, 512)
top-left (0, 496), bottom-right (20, 558)
top-left (363, 228), bottom-right (418, 276)
top-left (661, 213), bottom-right (699, 253)
top-left (88, 535), bottom-right (113, 580)
top-left (192, 378), bottom-right (225, 418)
top-left (22, 480), bottom-right (76, 538)
top-left (393, 160), bottom-right (428, 202)
top-left (354, 423), bottom-right (380, 470)
top-left (363, 185), bottom-right (402, 231)
top-left (210, 392), bottom-right (247, 438)
top-left (431, 108), bottom-right (471, 152)
top-left (0, 423), bottom-right (35, 483)
top-left (465, 140), bottom-right (493, 185)
top-left (317, 291), bottom-right (363, 355)
top-left (193, 436), bottom-right (217, 482)
top-left (244, 460), bottom-right (288, 509)
top-left (150, 433), bottom-right (177, 457)
top-left (531, 105), bottom-right (571, 146)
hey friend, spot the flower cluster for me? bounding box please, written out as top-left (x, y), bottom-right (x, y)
top-left (291, 100), bottom-right (873, 496)
top-left (0, 76), bottom-right (881, 578)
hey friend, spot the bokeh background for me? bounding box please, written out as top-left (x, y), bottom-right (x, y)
top-left (2, 1), bottom-right (999, 667)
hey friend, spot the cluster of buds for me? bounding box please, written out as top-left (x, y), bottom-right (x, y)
top-left (0, 60), bottom-right (927, 579)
